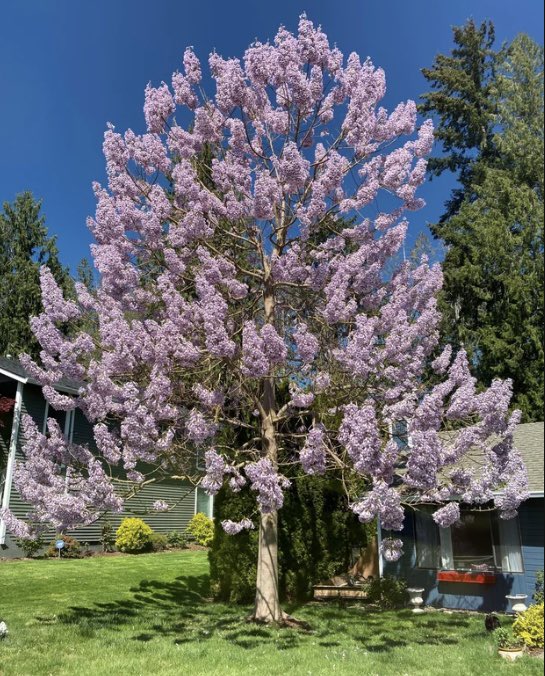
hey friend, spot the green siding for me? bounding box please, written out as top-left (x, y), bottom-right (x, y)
top-left (3, 383), bottom-right (199, 557)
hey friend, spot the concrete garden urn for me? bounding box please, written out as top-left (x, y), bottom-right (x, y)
top-left (407, 588), bottom-right (425, 614)
top-left (505, 594), bottom-right (528, 614)
top-left (498, 646), bottom-right (524, 662)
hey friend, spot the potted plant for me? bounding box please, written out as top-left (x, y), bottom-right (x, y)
top-left (495, 627), bottom-right (524, 661)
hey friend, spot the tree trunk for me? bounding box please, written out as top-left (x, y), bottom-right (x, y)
top-left (251, 278), bottom-right (284, 623)
top-left (253, 510), bottom-right (283, 622)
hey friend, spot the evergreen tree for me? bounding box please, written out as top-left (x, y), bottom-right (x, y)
top-left (420, 19), bottom-right (498, 221)
top-left (0, 192), bottom-right (73, 359)
top-left (421, 28), bottom-right (544, 421)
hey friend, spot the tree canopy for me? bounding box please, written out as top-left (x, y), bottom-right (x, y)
top-left (0, 16), bottom-right (528, 623)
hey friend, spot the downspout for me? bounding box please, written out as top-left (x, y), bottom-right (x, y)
top-left (0, 382), bottom-right (24, 545)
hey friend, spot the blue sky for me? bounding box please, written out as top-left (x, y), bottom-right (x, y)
top-left (1, 0), bottom-right (543, 273)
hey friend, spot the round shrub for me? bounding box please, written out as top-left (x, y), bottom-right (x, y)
top-left (115, 517), bottom-right (153, 553)
top-left (186, 512), bottom-right (214, 547)
top-left (16, 535), bottom-right (45, 559)
top-left (149, 532), bottom-right (169, 552)
top-left (46, 535), bottom-right (82, 559)
top-left (366, 576), bottom-right (409, 609)
top-left (513, 603), bottom-right (544, 649)
top-left (166, 531), bottom-right (188, 549)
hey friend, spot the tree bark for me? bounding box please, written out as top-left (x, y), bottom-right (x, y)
top-left (253, 509), bottom-right (283, 622)
top-left (251, 277), bottom-right (284, 623)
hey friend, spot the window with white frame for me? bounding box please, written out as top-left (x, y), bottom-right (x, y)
top-left (415, 506), bottom-right (524, 573)
top-left (195, 486), bottom-right (214, 518)
top-left (43, 402), bottom-right (75, 441)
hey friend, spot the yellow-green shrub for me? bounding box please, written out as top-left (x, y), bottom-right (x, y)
top-left (115, 517), bottom-right (153, 553)
top-left (513, 603), bottom-right (544, 649)
top-left (186, 512), bottom-right (214, 547)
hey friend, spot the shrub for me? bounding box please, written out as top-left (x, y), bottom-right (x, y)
top-left (513, 603), bottom-right (544, 649)
top-left (186, 512), bottom-right (214, 547)
top-left (534, 571), bottom-right (544, 604)
top-left (46, 535), bottom-right (82, 559)
top-left (115, 517), bottom-right (153, 553)
top-left (496, 627), bottom-right (524, 650)
top-left (366, 576), bottom-right (409, 609)
top-left (15, 534), bottom-right (45, 558)
top-left (101, 521), bottom-right (116, 552)
top-left (209, 475), bottom-right (369, 603)
top-left (150, 532), bottom-right (169, 552)
top-left (166, 531), bottom-right (188, 549)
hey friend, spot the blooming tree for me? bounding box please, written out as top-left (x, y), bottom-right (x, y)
top-left (1, 16), bottom-right (528, 623)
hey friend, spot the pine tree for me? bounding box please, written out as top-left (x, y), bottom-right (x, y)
top-left (420, 19), bottom-right (498, 221)
top-left (0, 192), bottom-right (73, 359)
top-left (421, 28), bottom-right (544, 421)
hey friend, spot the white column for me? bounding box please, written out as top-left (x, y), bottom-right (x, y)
top-left (0, 382), bottom-right (24, 545)
top-left (377, 519), bottom-right (384, 578)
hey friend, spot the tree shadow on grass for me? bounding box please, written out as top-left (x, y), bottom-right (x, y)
top-left (55, 574), bottom-right (475, 653)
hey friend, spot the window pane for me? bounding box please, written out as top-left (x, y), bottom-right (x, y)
top-left (45, 406), bottom-right (67, 435)
top-left (451, 511), bottom-right (495, 571)
top-left (415, 509), bottom-right (441, 568)
top-left (196, 488), bottom-right (212, 518)
top-left (497, 516), bottom-right (524, 573)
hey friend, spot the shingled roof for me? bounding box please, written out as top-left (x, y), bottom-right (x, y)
top-left (0, 356), bottom-right (82, 395)
top-left (513, 421), bottom-right (544, 494)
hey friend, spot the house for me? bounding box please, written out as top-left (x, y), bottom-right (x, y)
top-left (380, 421), bottom-right (544, 612)
top-left (0, 356), bottom-right (212, 557)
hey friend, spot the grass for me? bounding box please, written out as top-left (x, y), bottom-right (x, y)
top-left (0, 550), bottom-right (542, 676)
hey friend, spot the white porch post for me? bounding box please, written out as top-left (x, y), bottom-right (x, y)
top-left (0, 382), bottom-right (24, 545)
top-left (377, 519), bottom-right (384, 578)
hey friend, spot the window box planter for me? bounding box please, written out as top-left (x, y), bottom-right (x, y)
top-left (437, 570), bottom-right (497, 584)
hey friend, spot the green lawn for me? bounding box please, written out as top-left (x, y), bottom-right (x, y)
top-left (0, 550), bottom-right (541, 676)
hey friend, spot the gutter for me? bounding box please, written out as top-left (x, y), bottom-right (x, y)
top-left (0, 382), bottom-right (24, 545)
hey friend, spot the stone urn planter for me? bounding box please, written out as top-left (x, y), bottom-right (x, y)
top-left (498, 646), bottom-right (524, 662)
top-left (496, 628), bottom-right (525, 661)
top-left (407, 588), bottom-right (425, 614)
top-left (505, 594), bottom-right (528, 614)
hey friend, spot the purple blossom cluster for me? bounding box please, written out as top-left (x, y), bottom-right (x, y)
top-left (432, 502), bottom-right (460, 528)
top-left (300, 425), bottom-right (327, 475)
top-left (351, 480), bottom-right (404, 532)
top-left (245, 459), bottom-right (291, 513)
top-left (221, 518), bottom-right (255, 535)
top-left (380, 538), bottom-right (404, 563)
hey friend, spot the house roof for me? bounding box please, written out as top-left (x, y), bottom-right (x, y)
top-left (513, 422), bottom-right (544, 495)
top-left (0, 356), bottom-right (82, 395)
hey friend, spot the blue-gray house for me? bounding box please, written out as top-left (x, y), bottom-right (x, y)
top-left (380, 422), bottom-right (544, 611)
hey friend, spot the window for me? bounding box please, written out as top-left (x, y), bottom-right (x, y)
top-left (415, 506), bottom-right (524, 574)
top-left (43, 402), bottom-right (75, 441)
top-left (195, 487), bottom-right (214, 518)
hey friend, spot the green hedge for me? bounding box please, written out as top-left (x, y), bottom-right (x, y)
top-left (209, 475), bottom-right (368, 603)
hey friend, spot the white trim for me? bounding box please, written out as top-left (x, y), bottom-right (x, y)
top-left (0, 382), bottom-right (24, 545)
top-left (377, 520), bottom-right (384, 578)
top-left (0, 368), bottom-right (27, 384)
top-left (42, 401), bottom-right (49, 435)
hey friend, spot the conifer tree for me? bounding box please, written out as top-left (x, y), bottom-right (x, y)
top-left (421, 25), bottom-right (544, 421)
top-left (0, 192), bottom-right (72, 359)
